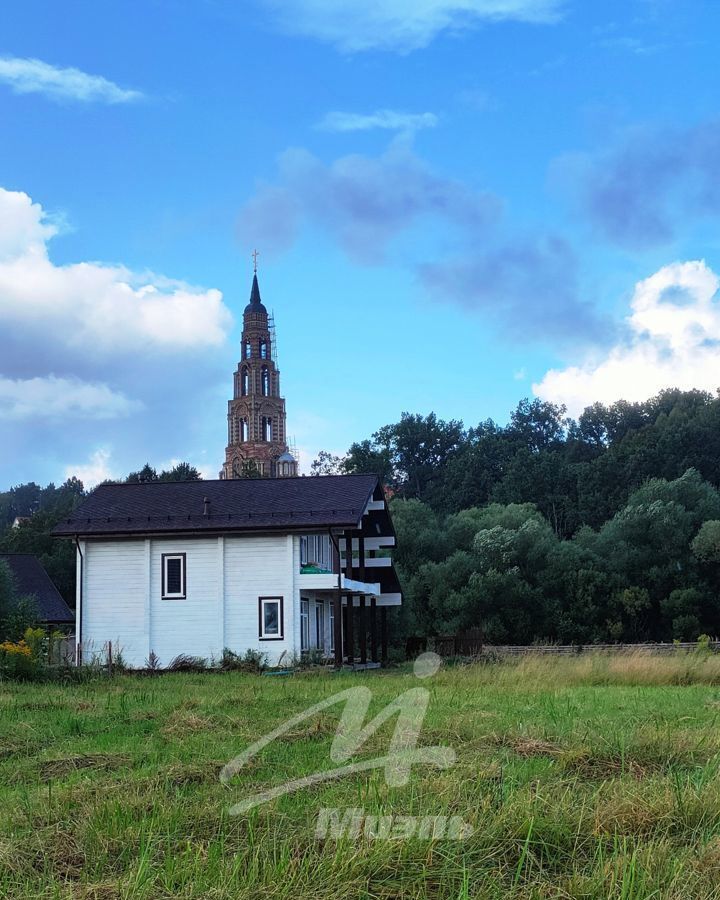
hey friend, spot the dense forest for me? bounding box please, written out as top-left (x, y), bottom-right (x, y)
top-left (316, 388), bottom-right (720, 644)
top-left (3, 388), bottom-right (720, 645)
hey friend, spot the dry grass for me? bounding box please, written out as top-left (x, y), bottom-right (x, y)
top-left (462, 647), bottom-right (720, 688)
top-left (39, 753), bottom-right (130, 780)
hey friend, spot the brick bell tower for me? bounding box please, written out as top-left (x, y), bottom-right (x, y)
top-left (220, 261), bottom-right (298, 479)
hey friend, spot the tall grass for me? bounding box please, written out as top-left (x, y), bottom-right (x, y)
top-left (449, 648), bottom-right (720, 688)
top-left (2, 656), bottom-right (720, 898)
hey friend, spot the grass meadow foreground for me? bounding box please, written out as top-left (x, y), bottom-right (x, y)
top-left (4, 654), bottom-right (720, 898)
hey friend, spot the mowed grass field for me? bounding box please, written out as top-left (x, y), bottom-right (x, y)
top-left (4, 655), bottom-right (720, 899)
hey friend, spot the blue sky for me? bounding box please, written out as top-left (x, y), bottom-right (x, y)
top-left (1, 0), bottom-right (720, 486)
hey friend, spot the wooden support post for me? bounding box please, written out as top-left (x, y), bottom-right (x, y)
top-left (359, 595), bottom-right (367, 664)
top-left (333, 589), bottom-right (343, 668)
top-left (370, 597), bottom-right (378, 663)
top-left (381, 607), bottom-right (388, 664)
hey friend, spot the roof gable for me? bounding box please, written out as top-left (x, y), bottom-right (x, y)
top-left (0, 554), bottom-right (74, 624)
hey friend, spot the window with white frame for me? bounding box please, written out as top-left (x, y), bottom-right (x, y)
top-left (259, 596), bottom-right (283, 640)
top-left (162, 553), bottom-right (186, 599)
top-left (299, 534), bottom-right (333, 571)
top-left (300, 598), bottom-right (310, 651)
top-left (315, 602), bottom-right (324, 650)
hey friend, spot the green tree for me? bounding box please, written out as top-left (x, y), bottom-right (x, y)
top-left (0, 559), bottom-right (39, 641)
top-left (158, 463), bottom-right (202, 482)
top-left (691, 520), bottom-right (720, 563)
top-left (507, 398), bottom-right (569, 452)
top-left (343, 439), bottom-right (394, 483)
top-left (126, 464), bottom-right (158, 483)
top-left (310, 451), bottom-right (345, 476)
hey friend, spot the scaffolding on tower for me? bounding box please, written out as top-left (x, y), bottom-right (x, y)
top-left (268, 311), bottom-right (278, 361)
top-left (287, 437), bottom-right (299, 464)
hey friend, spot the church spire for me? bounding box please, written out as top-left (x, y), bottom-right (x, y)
top-left (245, 271), bottom-right (267, 315)
top-left (249, 272), bottom-right (263, 307)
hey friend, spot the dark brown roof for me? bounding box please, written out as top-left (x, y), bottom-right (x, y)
top-left (244, 272), bottom-right (267, 315)
top-left (52, 475), bottom-right (381, 538)
top-left (0, 554), bottom-right (74, 624)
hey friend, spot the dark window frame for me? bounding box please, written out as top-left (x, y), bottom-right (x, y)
top-left (161, 552), bottom-right (186, 600)
top-left (259, 595), bottom-right (284, 641)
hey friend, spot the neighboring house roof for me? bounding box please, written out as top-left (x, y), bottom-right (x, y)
top-left (0, 554), bottom-right (74, 624)
top-left (52, 475), bottom-right (383, 538)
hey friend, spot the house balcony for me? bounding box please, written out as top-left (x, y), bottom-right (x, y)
top-left (298, 533), bottom-right (400, 605)
top-left (299, 569), bottom-right (381, 597)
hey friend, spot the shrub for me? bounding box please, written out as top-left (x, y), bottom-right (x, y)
top-left (168, 654), bottom-right (207, 672)
top-left (23, 626), bottom-right (46, 658)
top-left (0, 638), bottom-right (39, 680)
top-left (297, 648), bottom-right (328, 668)
top-left (2, 595), bottom-right (39, 642)
top-left (221, 648), bottom-right (267, 672)
top-left (696, 634), bottom-right (714, 655)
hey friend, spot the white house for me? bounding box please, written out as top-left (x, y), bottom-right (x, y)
top-left (53, 474), bottom-right (401, 668)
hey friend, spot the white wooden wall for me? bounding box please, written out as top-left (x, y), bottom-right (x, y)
top-left (80, 534), bottom-right (299, 668)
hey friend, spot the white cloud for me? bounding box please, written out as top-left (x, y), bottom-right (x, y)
top-left (317, 109), bottom-right (438, 132)
top-left (0, 56), bottom-right (142, 103)
top-left (260, 0), bottom-right (565, 52)
top-left (0, 188), bottom-right (232, 358)
top-left (534, 261), bottom-right (720, 417)
top-left (64, 448), bottom-right (116, 488)
top-left (0, 375), bottom-right (138, 420)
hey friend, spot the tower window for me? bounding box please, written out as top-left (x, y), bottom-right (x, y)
top-left (260, 339), bottom-right (268, 359)
top-left (241, 366), bottom-right (250, 396)
top-left (261, 416), bottom-right (273, 441)
top-left (244, 340), bottom-right (251, 359)
top-left (240, 418), bottom-right (248, 441)
top-left (261, 366), bottom-right (270, 396)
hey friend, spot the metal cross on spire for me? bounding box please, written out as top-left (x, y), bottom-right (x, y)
top-left (252, 248), bottom-right (259, 273)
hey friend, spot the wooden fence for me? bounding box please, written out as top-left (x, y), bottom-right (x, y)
top-left (431, 633), bottom-right (485, 658)
top-left (429, 637), bottom-right (720, 658)
top-left (50, 638), bottom-right (119, 672)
